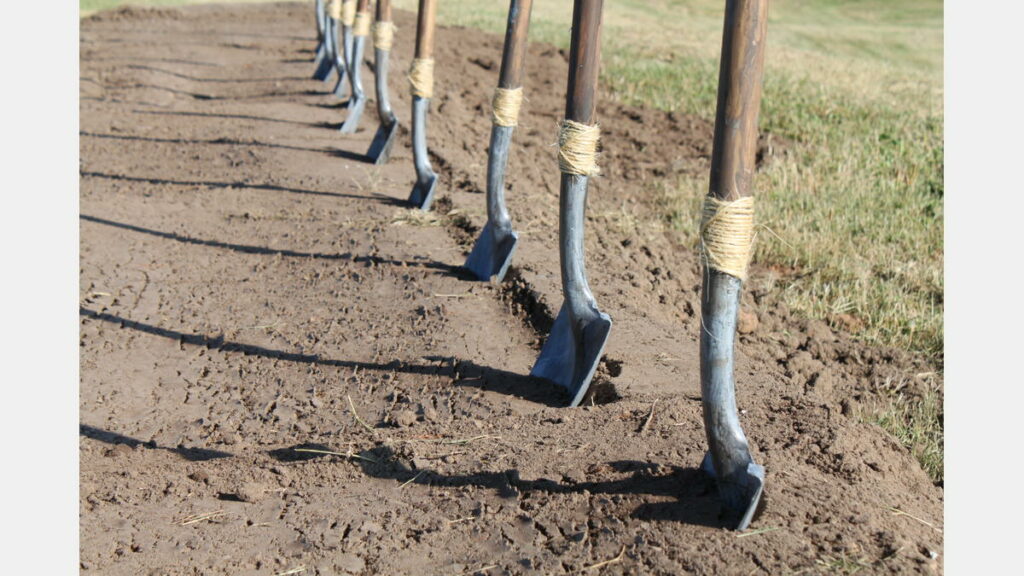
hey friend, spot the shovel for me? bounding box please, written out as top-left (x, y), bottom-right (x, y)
top-left (408, 0), bottom-right (439, 210)
top-left (365, 0), bottom-right (400, 164)
top-left (340, 0), bottom-right (372, 133)
top-left (464, 0), bottom-right (534, 283)
top-left (698, 0), bottom-right (769, 531)
top-left (312, 0), bottom-right (328, 73)
top-left (331, 0), bottom-right (357, 98)
top-left (530, 0), bottom-right (610, 407)
top-left (313, 0), bottom-right (339, 82)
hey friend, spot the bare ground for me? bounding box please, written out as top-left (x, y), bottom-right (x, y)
top-left (80, 3), bottom-right (943, 574)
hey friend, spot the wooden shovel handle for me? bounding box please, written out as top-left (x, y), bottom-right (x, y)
top-left (376, 0), bottom-right (391, 22)
top-left (415, 0), bottom-right (438, 59)
top-left (564, 0), bottom-right (603, 124)
top-left (497, 0), bottom-right (534, 89)
top-left (708, 0), bottom-right (768, 201)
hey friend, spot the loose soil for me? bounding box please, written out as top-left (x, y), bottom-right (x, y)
top-left (80, 3), bottom-right (944, 574)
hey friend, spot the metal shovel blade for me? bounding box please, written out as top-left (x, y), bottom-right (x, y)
top-left (700, 452), bottom-right (765, 531)
top-left (312, 47), bottom-right (334, 81)
top-left (530, 304), bottom-right (612, 407)
top-left (408, 174), bottom-right (437, 211)
top-left (366, 120), bottom-right (399, 165)
top-left (340, 95), bottom-right (366, 133)
top-left (465, 222), bottom-right (519, 283)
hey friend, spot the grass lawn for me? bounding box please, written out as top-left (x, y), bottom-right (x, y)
top-left (80, 0), bottom-right (944, 481)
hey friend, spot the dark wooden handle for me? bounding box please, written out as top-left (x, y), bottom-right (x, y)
top-left (357, 0), bottom-right (370, 13)
top-left (564, 0), bottom-right (603, 124)
top-left (498, 0), bottom-right (534, 89)
top-left (376, 0), bottom-right (391, 21)
top-left (708, 0), bottom-right (768, 201)
top-left (415, 0), bottom-right (438, 59)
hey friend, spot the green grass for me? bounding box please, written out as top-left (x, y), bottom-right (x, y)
top-left (81, 0), bottom-right (944, 480)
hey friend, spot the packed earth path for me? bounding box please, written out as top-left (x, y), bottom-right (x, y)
top-left (79, 3), bottom-right (943, 574)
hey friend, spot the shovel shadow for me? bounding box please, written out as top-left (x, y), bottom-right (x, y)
top-left (79, 424), bottom-right (233, 461)
top-left (79, 309), bottom-right (565, 408)
top-left (270, 444), bottom-right (730, 529)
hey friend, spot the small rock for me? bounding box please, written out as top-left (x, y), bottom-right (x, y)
top-left (806, 320), bottom-right (836, 342)
top-left (420, 404), bottom-right (439, 422)
top-left (236, 482), bottom-right (265, 503)
top-left (105, 444), bottom-right (134, 459)
top-left (395, 409), bottom-right (418, 427)
top-left (188, 470), bottom-right (210, 484)
top-left (737, 309), bottom-right (759, 334)
top-left (834, 313), bottom-right (864, 333)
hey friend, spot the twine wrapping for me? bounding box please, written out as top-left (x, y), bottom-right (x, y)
top-left (557, 119), bottom-right (600, 176)
top-left (491, 87), bottom-right (523, 127)
top-left (408, 58), bottom-right (435, 98)
top-left (699, 195), bottom-right (756, 280)
top-left (352, 12), bottom-right (372, 36)
top-left (327, 0), bottom-right (342, 20)
top-left (373, 21), bottom-right (396, 50)
top-left (341, 0), bottom-right (356, 26)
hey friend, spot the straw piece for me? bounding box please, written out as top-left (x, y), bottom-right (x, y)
top-left (327, 0), bottom-right (341, 20)
top-left (352, 12), bottom-right (372, 37)
top-left (700, 195), bottom-right (756, 280)
top-left (341, 0), bottom-right (356, 26)
top-left (491, 86), bottom-right (523, 127)
top-left (408, 58), bottom-right (435, 98)
top-left (557, 119), bottom-right (600, 176)
top-left (373, 21), bottom-right (396, 51)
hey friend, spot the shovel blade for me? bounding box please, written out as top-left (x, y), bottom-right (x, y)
top-left (408, 174), bottom-right (438, 211)
top-left (366, 120), bottom-right (399, 165)
top-left (700, 452), bottom-right (765, 531)
top-left (312, 53), bottom-right (334, 81)
top-left (465, 222), bottom-right (518, 283)
top-left (332, 70), bottom-right (349, 98)
top-left (340, 95), bottom-right (367, 134)
top-left (531, 304), bottom-right (612, 407)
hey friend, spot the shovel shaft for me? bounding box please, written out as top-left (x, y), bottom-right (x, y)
top-left (415, 0), bottom-right (438, 59)
top-left (316, 0), bottom-right (326, 39)
top-left (700, 0), bottom-right (768, 530)
top-left (498, 0), bottom-right (533, 89)
top-left (565, 0), bottom-right (603, 124)
top-left (377, 0), bottom-right (391, 21)
top-left (709, 0), bottom-right (768, 202)
top-left (374, 0), bottom-right (396, 127)
top-left (487, 0), bottom-right (534, 230)
top-left (560, 0), bottom-right (604, 326)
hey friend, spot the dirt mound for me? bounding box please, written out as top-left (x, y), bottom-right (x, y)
top-left (80, 3), bottom-right (942, 574)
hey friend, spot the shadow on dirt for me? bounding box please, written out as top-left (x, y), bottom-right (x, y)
top-left (79, 308), bottom-right (566, 407)
top-left (124, 64), bottom-right (308, 84)
top-left (268, 443), bottom-right (729, 528)
top-left (134, 109), bottom-right (330, 128)
top-left (80, 215), bottom-right (466, 267)
top-left (81, 171), bottom-right (397, 203)
top-left (79, 424), bottom-right (233, 461)
top-left (80, 130), bottom-right (370, 161)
